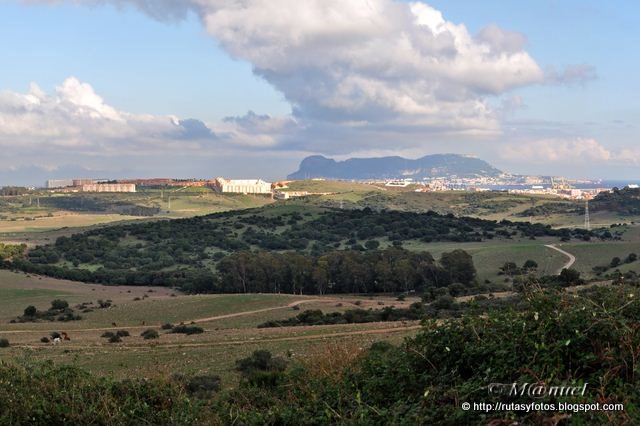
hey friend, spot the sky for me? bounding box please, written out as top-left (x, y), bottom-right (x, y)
top-left (0, 0), bottom-right (638, 185)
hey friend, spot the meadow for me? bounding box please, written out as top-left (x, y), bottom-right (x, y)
top-left (0, 270), bottom-right (419, 385)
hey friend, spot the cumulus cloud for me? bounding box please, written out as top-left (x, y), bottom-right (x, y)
top-left (500, 138), bottom-right (612, 164)
top-left (218, 111), bottom-right (299, 147)
top-left (28, 0), bottom-right (546, 143)
top-left (0, 77), bottom-right (217, 154)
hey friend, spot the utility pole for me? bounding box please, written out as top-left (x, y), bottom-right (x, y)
top-left (585, 200), bottom-right (590, 231)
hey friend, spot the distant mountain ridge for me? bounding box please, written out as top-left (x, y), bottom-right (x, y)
top-left (287, 154), bottom-right (502, 180)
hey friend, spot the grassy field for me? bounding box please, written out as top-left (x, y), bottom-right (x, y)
top-left (0, 271), bottom-right (420, 385)
top-left (0, 191), bottom-right (273, 245)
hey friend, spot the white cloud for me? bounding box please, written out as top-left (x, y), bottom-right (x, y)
top-left (615, 148), bottom-right (640, 164)
top-left (0, 77), bottom-right (217, 154)
top-left (28, 0), bottom-right (546, 142)
top-left (501, 138), bottom-right (612, 164)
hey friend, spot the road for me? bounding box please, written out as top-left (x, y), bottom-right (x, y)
top-left (544, 244), bottom-right (577, 274)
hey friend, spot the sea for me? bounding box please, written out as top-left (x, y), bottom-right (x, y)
top-left (483, 180), bottom-right (640, 191)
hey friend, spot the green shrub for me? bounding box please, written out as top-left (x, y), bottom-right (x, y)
top-left (170, 325), bottom-right (204, 335)
top-left (141, 329), bottom-right (159, 340)
top-left (236, 350), bottom-right (288, 388)
top-left (0, 362), bottom-right (207, 424)
top-left (49, 299), bottom-right (69, 311)
top-left (0, 339), bottom-right (9, 348)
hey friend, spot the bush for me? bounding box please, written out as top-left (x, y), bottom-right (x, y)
top-left (173, 374), bottom-right (222, 399)
top-left (432, 295), bottom-right (455, 310)
top-left (101, 332), bottom-right (115, 339)
top-left (108, 335), bottom-right (121, 343)
top-left (235, 350), bottom-right (288, 388)
top-left (141, 329), bottom-right (159, 340)
top-left (0, 339), bottom-right (9, 348)
top-left (49, 300), bottom-right (69, 311)
top-left (116, 330), bottom-right (130, 337)
top-left (170, 325), bottom-right (204, 335)
top-left (161, 323), bottom-right (174, 330)
top-left (40, 337), bottom-right (50, 343)
top-left (23, 305), bottom-right (37, 317)
top-left (0, 362), bottom-right (206, 424)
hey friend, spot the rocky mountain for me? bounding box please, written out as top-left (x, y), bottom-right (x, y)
top-left (287, 154), bottom-right (502, 180)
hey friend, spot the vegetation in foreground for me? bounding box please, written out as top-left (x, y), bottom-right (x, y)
top-left (1, 285), bottom-right (638, 425)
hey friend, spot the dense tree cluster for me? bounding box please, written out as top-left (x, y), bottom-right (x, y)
top-left (0, 243), bottom-right (26, 260)
top-left (217, 248), bottom-right (476, 295)
top-left (518, 202), bottom-right (581, 217)
top-left (592, 186), bottom-right (640, 215)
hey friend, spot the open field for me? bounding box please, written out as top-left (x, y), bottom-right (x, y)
top-left (0, 191), bottom-right (273, 245)
top-left (0, 271), bottom-right (420, 385)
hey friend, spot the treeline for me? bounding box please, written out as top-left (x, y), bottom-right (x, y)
top-left (517, 202), bottom-right (581, 217)
top-left (259, 305), bottom-right (430, 328)
top-left (3, 247), bottom-right (477, 295)
top-left (217, 248), bottom-right (476, 295)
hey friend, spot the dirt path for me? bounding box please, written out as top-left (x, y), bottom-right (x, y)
top-left (191, 299), bottom-right (336, 324)
top-left (141, 324), bottom-right (422, 349)
top-left (11, 323), bottom-right (421, 350)
top-left (0, 299), bottom-right (335, 335)
top-left (545, 244), bottom-right (576, 274)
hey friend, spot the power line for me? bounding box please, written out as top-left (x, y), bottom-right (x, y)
top-left (584, 200), bottom-right (590, 231)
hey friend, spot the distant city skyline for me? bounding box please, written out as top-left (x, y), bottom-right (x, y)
top-left (1, 1), bottom-right (638, 185)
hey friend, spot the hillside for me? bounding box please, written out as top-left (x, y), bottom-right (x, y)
top-left (592, 186), bottom-right (640, 215)
top-left (2, 205), bottom-right (610, 291)
top-left (287, 153), bottom-right (502, 180)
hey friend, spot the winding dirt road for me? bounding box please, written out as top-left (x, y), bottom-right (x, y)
top-left (544, 244), bottom-right (577, 274)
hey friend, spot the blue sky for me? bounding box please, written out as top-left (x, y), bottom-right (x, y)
top-left (0, 0), bottom-right (638, 184)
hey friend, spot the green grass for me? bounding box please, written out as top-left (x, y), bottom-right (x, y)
top-left (402, 238), bottom-right (568, 283)
top-left (560, 241), bottom-right (640, 277)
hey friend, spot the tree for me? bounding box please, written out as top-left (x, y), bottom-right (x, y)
top-left (500, 262), bottom-right (520, 277)
top-left (523, 259), bottom-right (538, 272)
top-left (440, 250), bottom-right (476, 286)
top-left (559, 268), bottom-right (581, 286)
top-left (50, 300), bottom-right (69, 311)
top-left (23, 305), bottom-right (37, 317)
top-left (610, 257), bottom-right (622, 268)
top-left (365, 240), bottom-right (380, 250)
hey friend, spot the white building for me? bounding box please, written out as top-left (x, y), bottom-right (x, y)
top-left (212, 178), bottom-right (272, 194)
top-left (46, 179), bottom-right (74, 189)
